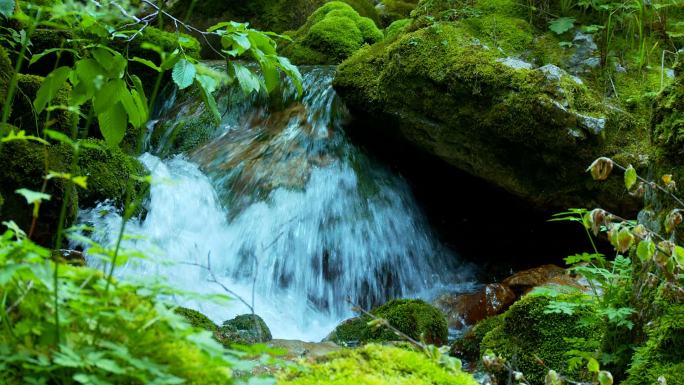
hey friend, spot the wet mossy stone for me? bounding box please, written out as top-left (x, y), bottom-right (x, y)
top-left (479, 294), bottom-right (600, 384)
top-left (76, 139), bottom-right (148, 209)
top-left (0, 45), bottom-right (12, 106)
top-left (9, 73), bottom-right (76, 136)
top-left (380, 0), bottom-right (419, 26)
top-left (333, 18), bottom-right (642, 214)
top-left (278, 343), bottom-right (479, 385)
top-left (450, 314), bottom-right (503, 362)
top-left (329, 298), bottom-right (449, 346)
top-left (281, 2), bottom-right (383, 65)
top-left (0, 140), bottom-right (77, 246)
top-left (217, 314), bottom-right (272, 345)
top-left (652, 59), bottom-right (684, 160)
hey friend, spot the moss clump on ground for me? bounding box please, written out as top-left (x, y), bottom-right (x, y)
top-left (175, 307), bottom-right (218, 332)
top-left (217, 314), bottom-right (272, 345)
top-left (281, 2), bottom-right (383, 65)
top-left (278, 344), bottom-right (479, 385)
top-left (77, 139), bottom-right (148, 209)
top-left (450, 314), bottom-right (504, 362)
top-left (623, 289), bottom-right (684, 385)
top-left (0, 46), bottom-right (12, 106)
top-left (329, 299), bottom-right (449, 346)
top-left (384, 18), bottom-right (411, 41)
top-left (380, 0), bottom-right (419, 26)
top-left (0, 141), bottom-right (77, 246)
top-left (9, 73), bottom-right (76, 136)
top-left (480, 294), bottom-right (600, 384)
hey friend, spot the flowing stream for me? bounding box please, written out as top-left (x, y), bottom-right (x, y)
top-left (75, 66), bottom-right (475, 341)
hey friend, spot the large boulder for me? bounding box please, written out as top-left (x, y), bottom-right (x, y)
top-left (333, 1), bottom-right (642, 214)
top-left (217, 314), bottom-right (272, 345)
top-left (434, 283), bottom-right (516, 329)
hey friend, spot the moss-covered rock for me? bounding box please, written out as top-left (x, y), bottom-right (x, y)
top-left (479, 294), bottom-right (600, 384)
top-left (0, 45), bottom-right (12, 107)
top-left (217, 314), bottom-right (272, 345)
top-left (0, 140), bottom-right (77, 246)
top-left (652, 59), bottom-right (684, 160)
top-left (380, 0), bottom-right (419, 26)
top-left (623, 289), bottom-right (684, 385)
top-left (281, 2), bottom-right (383, 65)
top-left (384, 18), bottom-right (411, 41)
top-left (333, 11), bottom-right (643, 213)
top-left (77, 139), bottom-right (148, 209)
top-left (278, 343), bottom-right (479, 385)
top-left (328, 299), bottom-right (449, 346)
top-left (9, 73), bottom-right (76, 135)
top-left (450, 314), bottom-right (503, 362)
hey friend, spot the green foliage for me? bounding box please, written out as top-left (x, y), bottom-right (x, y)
top-left (480, 293), bottom-right (601, 384)
top-left (330, 299), bottom-right (449, 346)
top-left (175, 307), bottom-right (219, 332)
top-left (384, 18), bottom-right (411, 41)
top-left (281, 1), bottom-right (383, 64)
top-left (380, 0), bottom-right (419, 26)
top-left (278, 343), bottom-right (479, 385)
top-left (10, 73), bottom-right (76, 135)
top-left (0, 228), bottom-right (245, 385)
top-left (450, 314), bottom-right (504, 362)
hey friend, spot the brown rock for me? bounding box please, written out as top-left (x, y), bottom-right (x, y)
top-left (435, 283), bottom-right (516, 330)
top-left (502, 264), bottom-right (565, 295)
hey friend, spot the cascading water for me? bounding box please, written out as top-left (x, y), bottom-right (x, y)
top-left (75, 66), bottom-right (475, 341)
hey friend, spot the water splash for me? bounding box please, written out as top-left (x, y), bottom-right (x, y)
top-left (75, 67), bottom-right (474, 341)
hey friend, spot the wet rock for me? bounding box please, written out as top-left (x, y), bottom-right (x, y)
top-left (502, 264), bottom-right (565, 295)
top-left (53, 249), bottom-right (86, 266)
top-left (218, 314), bottom-right (272, 345)
top-left (434, 284), bottom-right (516, 330)
top-left (268, 339), bottom-right (341, 360)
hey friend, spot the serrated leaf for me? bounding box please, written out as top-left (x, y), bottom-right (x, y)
top-left (172, 59), bottom-right (196, 89)
top-left (34, 66), bottom-right (71, 113)
top-left (98, 102), bottom-right (127, 147)
top-left (549, 17), bottom-right (576, 35)
top-left (624, 164), bottom-right (637, 190)
top-left (233, 63), bottom-right (260, 95)
top-left (0, 0), bottom-right (15, 18)
top-left (93, 79), bottom-right (124, 114)
top-left (15, 188), bottom-right (51, 204)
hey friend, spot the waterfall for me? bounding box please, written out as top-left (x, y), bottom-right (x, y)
top-left (74, 66), bottom-right (475, 341)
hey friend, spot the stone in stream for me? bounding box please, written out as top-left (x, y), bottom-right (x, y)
top-left (502, 264), bottom-right (566, 295)
top-left (218, 314), bottom-right (273, 345)
top-left (434, 283), bottom-right (516, 330)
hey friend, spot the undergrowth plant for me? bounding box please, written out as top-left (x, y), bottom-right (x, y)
top-left (0, 0), bottom-right (304, 383)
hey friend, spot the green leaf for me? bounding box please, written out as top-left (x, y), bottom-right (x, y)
top-left (34, 66), bottom-right (71, 113)
top-left (233, 63), bottom-right (260, 95)
top-left (549, 17), bottom-right (576, 35)
top-left (587, 357), bottom-right (600, 373)
top-left (91, 47), bottom-right (126, 79)
top-left (15, 189), bottom-right (51, 205)
top-left (197, 80), bottom-right (221, 124)
top-left (98, 102), bottom-right (127, 147)
top-left (0, 0), bottom-right (15, 18)
top-left (130, 56), bottom-right (161, 72)
top-left (30, 48), bottom-right (80, 66)
top-left (172, 59), bottom-right (196, 90)
top-left (624, 164), bottom-right (637, 190)
top-left (93, 79), bottom-right (124, 114)
top-left (637, 240), bottom-right (655, 262)
top-left (1, 129), bottom-right (49, 145)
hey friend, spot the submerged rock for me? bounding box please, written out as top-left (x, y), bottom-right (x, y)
top-left (434, 284), bottom-right (516, 330)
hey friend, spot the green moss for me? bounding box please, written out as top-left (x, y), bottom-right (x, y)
top-left (0, 45), bottom-right (12, 106)
top-left (281, 2), bottom-right (383, 65)
top-left (464, 14), bottom-right (534, 54)
top-left (329, 299), bottom-right (449, 346)
top-left (380, 0), bottom-right (419, 26)
top-left (622, 287), bottom-right (684, 385)
top-left (652, 60), bottom-right (684, 159)
top-left (76, 139), bottom-right (148, 209)
top-left (217, 314), bottom-right (272, 345)
top-left (278, 344), bottom-right (479, 385)
top-left (450, 314), bottom-right (504, 362)
top-left (0, 141), bottom-right (77, 246)
top-left (385, 18), bottom-right (412, 41)
top-left (175, 307), bottom-right (218, 332)
top-left (480, 294), bottom-right (600, 384)
top-left (9, 73), bottom-right (76, 135)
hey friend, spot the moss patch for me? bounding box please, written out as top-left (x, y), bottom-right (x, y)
top-left (480, 294), bottom-right (600, 384)
top-left (278, 344), bottom-right (479, 385)
top-left (281, 2), bottom-right (383, 65)
top-left (329, 299), bottom-right (449, 346)
top-left (217, 314), bottom-right (272, 345)
top-left (9, 73), bottom-right (76, 136)
top-left (450, 314), bottom-right (504, 362)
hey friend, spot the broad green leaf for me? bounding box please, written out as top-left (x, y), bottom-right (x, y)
top-left (0, 0), bottom-right (14, 19)
top-left (674, 245), bottom-right (684, 267)
top-left (98, 102), bottom-right (127, 146)
top-left (130, 75), bottom-right (148, 110)
top-left (130, 56), bottom-right (161, 72)
top-left (15, 188), bottom-right (51, 204)
top-left (233, 63), bottom-right (260, 95)
top-left (93, 79), bottom-right (124, 114)
top-left (549, 17), bottom-right (576, 35)
top-left (276, 56), bottom-right (303, 97)
top-left (197, 80), bottom-right (221, 124)
top-left (636, 240), bottom-right (655, 262)
top-left (172, 59), bottom-right (196, 89)
top-left (119, 88), bottom-right (142, 128)
top-left (587, 357), bottom-right (600, 373)
top-left (624, 164), bottom-right (637, 190)
top-left (34, 66), bottom-right (71, 113)
top-left (91, 47), bottom-right (126, 79)
top-left (30, 48), bottom-right (80, 66)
